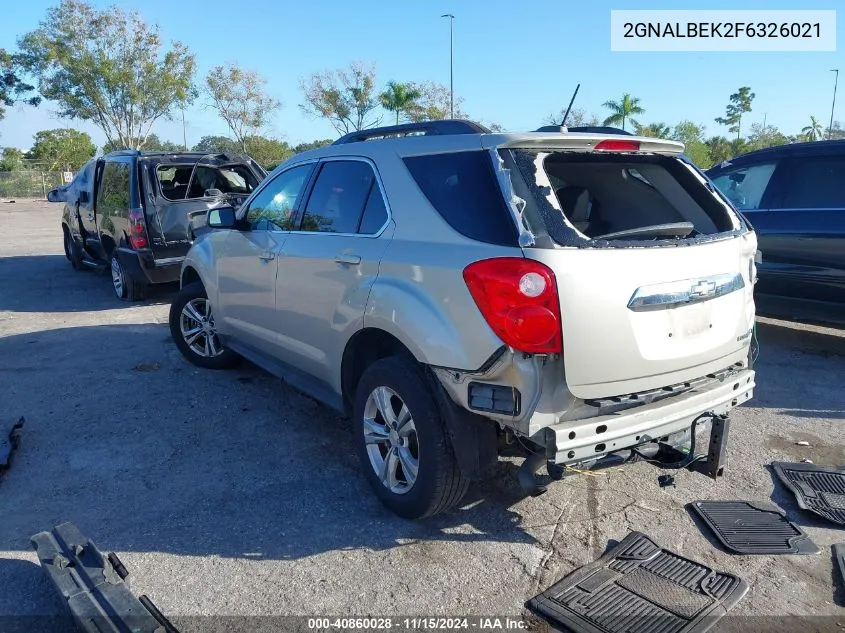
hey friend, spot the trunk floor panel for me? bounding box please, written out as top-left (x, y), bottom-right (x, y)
top-left (773, 461), bottom-right (845, 526)
top-left (526, 531), bottom-right (748, 633)
top-left (690, 500), bottom-right (820, 555)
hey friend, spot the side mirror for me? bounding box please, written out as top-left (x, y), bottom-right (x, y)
top-left (207, 206), bottom-right (236, 229)
top-left (79, 191), bottom-right (90, 204)
top-left (204, 188), bottom-right (223, 198)
top-left (47, 189), bottom-right (62, 203)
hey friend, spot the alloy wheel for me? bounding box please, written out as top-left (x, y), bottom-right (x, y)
top-left (362, 386), bottom-right (420, 494)
top-left (179, 297), bottom-right (224, 358)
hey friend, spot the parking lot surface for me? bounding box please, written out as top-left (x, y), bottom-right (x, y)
top-left (1, 200), bottom-right (844, 631)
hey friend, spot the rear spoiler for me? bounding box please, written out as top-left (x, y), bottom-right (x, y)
top-left (483, 133), bottom-right (685, 154)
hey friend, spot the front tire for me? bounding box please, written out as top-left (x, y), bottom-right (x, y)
top-left (110, 254), bottom-right (146, 301)
top-left (169, 282), bottom-right (239, 369)
top-left (352, 356), bottom-right (469, 519)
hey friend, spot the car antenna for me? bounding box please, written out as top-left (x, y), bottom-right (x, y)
top-left (560, 83), bottom-right (580, 127)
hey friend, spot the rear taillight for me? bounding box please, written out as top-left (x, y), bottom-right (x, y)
top-left (128, 208), bottom-right (148, 249)
top-left (463, 258), bottom-right (562, 354)
top-left (595, 139), bottom-right (640, 151)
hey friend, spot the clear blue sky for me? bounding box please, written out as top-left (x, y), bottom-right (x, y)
top-left (0, 0), bottom-right (842, 150)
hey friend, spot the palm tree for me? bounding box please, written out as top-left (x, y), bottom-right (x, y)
top-left (378, 81), bottom-right (422, 125)
top-left (635, 122), bottom-right (671, 138)
top-left (601, 93), bottom-right (645, 131)
top-left (801, 116), bottom-right (824, 141)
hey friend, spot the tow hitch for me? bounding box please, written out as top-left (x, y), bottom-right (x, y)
top-left (517, 413), bottom-right (731, 496)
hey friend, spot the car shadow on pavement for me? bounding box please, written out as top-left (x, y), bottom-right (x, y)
top-left (0, 558), bottom-right (76, 633)
top-left (0, 255), bottom-right (176, 312)
top-left (0, 324), bottom-right (537, 564)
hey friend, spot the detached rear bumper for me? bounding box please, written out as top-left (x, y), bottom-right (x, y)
top-left (540, 368), bottom-right (755, 464)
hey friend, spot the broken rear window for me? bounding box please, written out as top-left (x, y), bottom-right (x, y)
top-left (503, 150), bottom-right (741, 246)
top-left (156, 164), bottom-right (259, 201)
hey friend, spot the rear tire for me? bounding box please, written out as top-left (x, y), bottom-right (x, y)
top-left (63, 227), bottom-right (84, 271)
top-left (352, 356), bottom-right (469, 519)
top-left (169, 282), bottom-right (239, 370)
top-left (110, 254), bottom-right (146, 301)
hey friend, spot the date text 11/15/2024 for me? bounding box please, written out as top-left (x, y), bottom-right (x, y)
top-left (306, 617), bottom-right (527, 631)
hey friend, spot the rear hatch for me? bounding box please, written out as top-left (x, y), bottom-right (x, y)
top-left (491, 134), bottom-right (757, 399)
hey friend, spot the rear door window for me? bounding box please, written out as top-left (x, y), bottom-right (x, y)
top-left (97, 161), bottom-right (131, 218)
top-left (299, 160), bottom-right (375, 234)
top-left (709, 162), bottom-right (778, 211)
top-left (403, 151), bottom-right (518, 246)
top-left (776, 155), bottom-right (845, 209)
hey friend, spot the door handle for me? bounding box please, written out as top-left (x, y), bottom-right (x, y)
top-left (258, 251), bottom-right (276, 261)
top-left (334, 253), bottom-right (361, 265)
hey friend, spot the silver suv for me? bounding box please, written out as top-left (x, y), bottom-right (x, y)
top-left (169, 120), bottom-right (758, 519)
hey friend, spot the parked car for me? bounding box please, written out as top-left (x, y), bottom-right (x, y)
top-left (169, 120), bottom-right (758, 519)
top-left (49, 150), bottom-right (267, 300)
top-left (706, 141), bottom-right (845, 325)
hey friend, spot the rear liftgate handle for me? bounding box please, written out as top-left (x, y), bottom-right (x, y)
top-left (334, 253), bottom-right (361, 265)
top-left (258, 251), bottom-right (276, 262)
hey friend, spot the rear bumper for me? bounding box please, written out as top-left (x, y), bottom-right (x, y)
top-left (540, 368), bottom-right (755, 464)
top-left (115, 248), bottom-right (182, 285)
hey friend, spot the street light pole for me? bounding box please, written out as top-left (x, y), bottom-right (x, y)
top-left (828, 69), bottom-right (839, 140)
top-left (441, 13), bottom-right (454, 119)
top-left (181, 104), bottom-right (188, 151)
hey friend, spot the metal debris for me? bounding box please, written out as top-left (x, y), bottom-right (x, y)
top-left (0, 417), bottom-right (24, 482)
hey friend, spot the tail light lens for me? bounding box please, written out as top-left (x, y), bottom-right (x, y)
top-left (463, 257), bottom-right (562, 354)
top-left (595, 139), bottom-right (640, 151)
top-left (128, 208), bottom-right (148, 249)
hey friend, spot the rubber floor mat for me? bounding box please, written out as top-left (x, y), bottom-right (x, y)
top-left (835, 543), bottom-right (845, 592)
top-left (772, 461), bottom-right (845, 526)
top-left (526, 531), bottom-right (748, 633)
top-left (690, 500), bottom-right (819, 555)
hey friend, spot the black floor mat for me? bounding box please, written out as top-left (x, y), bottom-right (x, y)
top-left (526, 531), bottom-right (748, 633)
top-left (835, 543), bottom-right (845, 594)
top-left (772, 461), bottom-right (845, 526)
top-left (690, 500), bottom-right (819, 555)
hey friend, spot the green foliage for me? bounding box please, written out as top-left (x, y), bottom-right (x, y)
top-left (669, 121), bottom-right (711, 168)
top-left (715, 87), bottom-right (755, 140)
top-left (193, 135), bottom-right (240, 153)
top-left (243, 136), bottom-right (293, 170)
top-left (205, 63), bottom-right (280, 151)
top-left (0, 147), bottom-right (25, 171)
top-left (18, 0), bottom-right (196, 149)
top-left (828, 121), bottom-right (845, 140)
top-left (28, 128), bottom-right (95, 170)
top-left (542, 108), bottom-right (601, 128)
top-left (300, 62), bottom-right (381, 135)
top-left (601, 93), bottom-right (645, 131)
top-left (405, 81), bottom-right (467, 122)
top-left (102, 133), bottom-right (182, 153)
top-left (745, 123), bottom-right (788, 152)
top-left (1, 48), bottom-right (40, 121)
top-left (293, 139), bottom-right (333, 154)
top-left (634, 122), bottom-right (671, 138)
top-left (704, 136), bottom-right (734, 166)
top-left (801, 116), bottom-right (824, 141)
top-left (379, 81), bottom-right (422, 125)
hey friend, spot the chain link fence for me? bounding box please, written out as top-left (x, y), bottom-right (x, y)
top-left (0, 171), bottom-right (70, 198)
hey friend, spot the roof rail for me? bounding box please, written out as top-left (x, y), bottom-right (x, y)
top-left (105, 149), bottom-right (142, 156)
top-left (332, 119), bottom-right (490, 145)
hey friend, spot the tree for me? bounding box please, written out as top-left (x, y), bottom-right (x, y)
top-left (378, 81), bottom-right (421, 125)
top-left (293, 139), bottom-right (333, 154)
top-left (102, 133), bottom-right (182, 153)
top-left (300, 62), bottom-right (381, 135)
top-left (705, 136), bottom-right (734, 166)
top-left (634, 122), bottom-right (671, 138)
top-left (243, 136), bottom-right (292, 169)
top-left (745, 123), bottom-right (788, 152)
top-left (18, 0), bottom-right (196, 150)
top-left (406, 81), bottom-right (467, 121)
top-left (28, 128), bottom-right (95, 170)
top-left (601, 93), bottom-right (644, 131)
top-left (801, 116), bottom-right (824, 141)
top-left (1, 48), bottom-right (40, 121)
top-left (205, 63), bottom-right (280, 152)
top-left (0, 148), bottom-right (24, 171)
top-left (192, 135), bottom-right (240, 153)
top-left (715, 87), bottom-right (755, 140)
top-left (670, 121), bottom-right (710, 168)
top-left (828, 121), bottom-right (845, 140)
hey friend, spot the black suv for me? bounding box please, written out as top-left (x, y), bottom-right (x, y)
top-left (706, 141), bottom-right (845, 325)
top-left (49, 150), bottom-right (267, 300)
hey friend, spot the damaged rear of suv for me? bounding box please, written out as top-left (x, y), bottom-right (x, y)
top-left (172, 121), bottom-right (757, 518)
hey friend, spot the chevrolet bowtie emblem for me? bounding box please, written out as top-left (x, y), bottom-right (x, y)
top-left (690, 280), bottom-right (717, 298)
